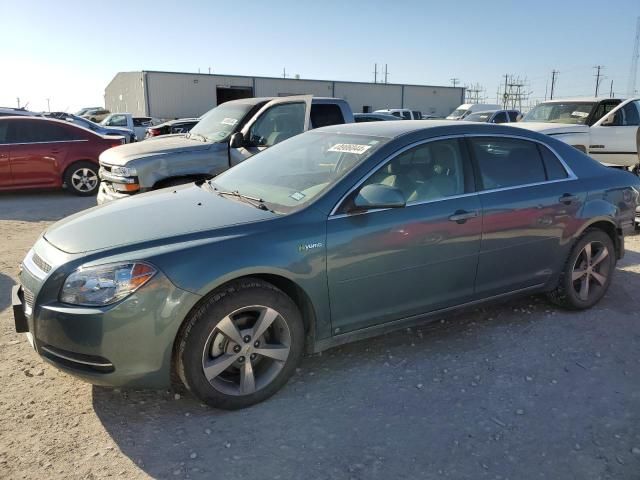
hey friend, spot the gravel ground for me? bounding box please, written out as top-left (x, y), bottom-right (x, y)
top-left (1, 191), bottom-right (639, 480)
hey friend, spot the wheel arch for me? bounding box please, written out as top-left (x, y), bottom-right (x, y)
top-left (170, 272), bottom-right (319, 386)
top-left (574, 217), bottom-right (621, 259)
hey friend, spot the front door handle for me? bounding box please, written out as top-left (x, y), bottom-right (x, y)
top-left (449, 210), bottom-right (478, 224)
top-left (559, 194), bottom-right (579, 204)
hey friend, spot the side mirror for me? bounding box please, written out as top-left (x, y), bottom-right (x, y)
top-left (229, 132), bottom-right (244, 148)
top-left (353, 184), bottom-right (406, 211)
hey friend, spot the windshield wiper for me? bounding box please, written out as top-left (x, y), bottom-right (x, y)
top-left (213, 187), bottom-right (271, 211)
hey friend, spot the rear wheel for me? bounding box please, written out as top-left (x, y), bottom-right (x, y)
top-left (177, 279), bottom-right (304, 409)
top-left (548, 229), bottom-right (615, 309)
top-left (63, 161), bottom-right (100, 196)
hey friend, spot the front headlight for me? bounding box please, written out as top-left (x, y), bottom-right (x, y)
top-left (60, 262), bottom-right (156, 306)
top-left (110, 166), bottom-right (137, 177)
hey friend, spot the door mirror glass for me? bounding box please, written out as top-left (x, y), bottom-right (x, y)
top-left (229, 132), bottom-right (244, 148)
top-left (353, 184), bottom-right (406, 211)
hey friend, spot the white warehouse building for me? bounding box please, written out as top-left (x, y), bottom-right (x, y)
top-left (104, 70), bottom-right (465, 120)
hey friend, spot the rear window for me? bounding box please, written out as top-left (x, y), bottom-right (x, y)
top-left (133, 117), bottom-right (152, 127)
top-left (310, 104), bottom-right (345, 128)
top-left (508, 111), bottom-right (519, 122)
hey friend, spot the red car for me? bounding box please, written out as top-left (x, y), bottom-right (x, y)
top-left (0, 117), bottom-right (124, 196)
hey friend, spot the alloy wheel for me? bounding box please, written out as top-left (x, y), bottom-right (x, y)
top-left (571, 241), bottom-right (611, 302)
top-left (71, 167), bottom-right (98, 192)
top-left (201, 305), bottom-right (291, 396)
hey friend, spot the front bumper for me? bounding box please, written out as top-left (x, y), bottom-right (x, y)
top-left (96, 182), bottom-right (135, 204)
top-left (13, 269), bottom-right (201, 388)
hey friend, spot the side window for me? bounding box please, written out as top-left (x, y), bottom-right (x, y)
top-left (401, 111), bottom-right (411, 120)
top-left (538, 144), bottom-right (568, 180)
top-left (107, 115), bottom-right (127, 127)
top-left (310, 104), bottom-right (344, 128)
top-left (133, 117), bottom-right (152, 127)
top-left (507, 111), bottom-right (519, 122)
top-left (391, 111), bottom-right (401, 118)
top-left (412, 111), bottom-right (421, 119)
top-left (360, 138), bottom-right (468, 203)
top-left (35, 122), bottom-right (71, 141)
top-left (248, 102), bottom-right (306, 147)
top-left (492, 112), bottom-right (509, 124)
top-left (592, 101), bottom-right (619, 123)
top-left (618, 102), bottom-right (640, 126)
top-left (0, 122), bottom-right (9, 143)
top-left (470, 137), bottom-right (546, 190)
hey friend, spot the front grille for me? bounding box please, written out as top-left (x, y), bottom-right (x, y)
top-left (23, 288), bottom-right (34, 310)
top-left (32, 252), bottom-right (51, 273)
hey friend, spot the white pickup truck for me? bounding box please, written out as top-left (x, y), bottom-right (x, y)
top-left (100, 113), bottom-right (160, 141)
top-left (512, 97), bottom-right (640, 171)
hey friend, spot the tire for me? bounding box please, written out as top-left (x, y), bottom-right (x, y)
top-left (177, 278), bottom-right (304, 409)
top-left (547, 229), bottom-right (616, 310)
top-left (63, 161), bottom-right (100, 196)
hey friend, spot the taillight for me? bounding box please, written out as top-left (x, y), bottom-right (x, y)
top-left (148, 128), bottom-right (160, 137)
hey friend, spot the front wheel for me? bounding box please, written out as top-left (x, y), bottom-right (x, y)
top-left (177, 279), bottom-right (304, 409)
top-left (63, 161), bottom-right (100, 196)
top-left (548, 229), bottom-right (616, 309)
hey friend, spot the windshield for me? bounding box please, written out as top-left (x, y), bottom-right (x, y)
top-left (189, 102), bottom-right (255, 142)
top-left (210, 131), bottom-right (388, 213)
top-left (448, 108), bottom-right (467, 118)
top-left (523, 102), bottom-right (595, 124)
top-left (465, 112), bottom-right (492, 122)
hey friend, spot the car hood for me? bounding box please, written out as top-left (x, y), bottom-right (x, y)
top-left (99, 135), bottom-right (215, 166)
top-left (44, 183), bottom-right (276, 254)
top-left (510, 122), bottom-right (590, 135)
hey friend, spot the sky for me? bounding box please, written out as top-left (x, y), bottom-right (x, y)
top-left (1, 0), bottom-right (639, 113)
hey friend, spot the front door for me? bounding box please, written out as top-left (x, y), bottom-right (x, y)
top-left (589, 99), bottom-right (640, 167)
top-left (467, 136), bottom-right (583, 297)
top-left (8, 120), bottom-right (69, 188)
top-left (326, 137), bottom-right (482, 334)
top-left (229, 96), bottom-right (311, 167)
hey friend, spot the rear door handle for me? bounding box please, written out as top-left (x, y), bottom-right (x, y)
top-left (449, 210), bottom-right (478, 224)
top-left (559, 194), bottom-right (579, 204)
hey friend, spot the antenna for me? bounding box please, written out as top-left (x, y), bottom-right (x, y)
top-left (628, 16), bottom-right (640, 97)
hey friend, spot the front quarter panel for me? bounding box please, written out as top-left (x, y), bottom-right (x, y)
top-left (147, 211), bottom-right (333, 341)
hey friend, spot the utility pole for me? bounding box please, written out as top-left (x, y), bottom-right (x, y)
top-left (46, 98), bottom-right (50, 112)
top-left (550, 70), bottom-right (558, 100)
top-left (610, 80), bottom-right (614, 98)
top-left (208, 67), bottom-right (211, 74)
top-left (282, 67), bottom-right (287, 78)
top-left (384, 64), bottom-right (389, 84)
top-left (594, 65), bottom-right (604, 97)
top-left (628, 16), bottom-right (640, 97)
top-left (502, 74), bottom-right (508, 108)
top-left (373, 63), bottom-right (378, 83)
top-left (450, 78), bottom-right (460, 88)
top-left (16, 97), bottom-right (20, 108)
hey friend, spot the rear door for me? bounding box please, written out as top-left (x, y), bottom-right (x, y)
top-left (229, 95), bottom-right (311, 167)
top-left (9, 120), bottom-right (71, 187)
top-left (468, 135), bottom-right (582, 297)
top-left (589, 99), bottom-right (640, 167)
top-left (0, 121), bottom-right (12, 187)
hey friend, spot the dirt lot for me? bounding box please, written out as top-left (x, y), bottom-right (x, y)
top-left (1, 191), bottom-right (639, 480)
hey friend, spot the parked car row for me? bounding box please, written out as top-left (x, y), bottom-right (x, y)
top-left (12, 119), bottom-right (640, 410)
top-left (0, 116), bottom-right (123, 195)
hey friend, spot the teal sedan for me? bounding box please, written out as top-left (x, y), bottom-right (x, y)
top-left (12, 121), bottom-right (640, 409)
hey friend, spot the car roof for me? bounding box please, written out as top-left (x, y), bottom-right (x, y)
top-left (539, 97), bottom-right (622, 103)
top-left (0, 115), bottom-right (89, 129)
top-left (316, 119), bottom-right (540, 139)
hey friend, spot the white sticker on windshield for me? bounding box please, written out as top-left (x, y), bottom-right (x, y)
top-left (328, 143), bottom-right (372, 154)
top-left (290, 191), bottom-right (306, 201)
top-left (221, 118), bottom-right (238, 126)
top-left (571, 111), bottom-right (589, 118)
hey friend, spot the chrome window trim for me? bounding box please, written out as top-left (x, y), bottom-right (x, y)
top-left (0, 139), bottom-right (89, 146)
top-left (328, 132), bottom-right (577, 219)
